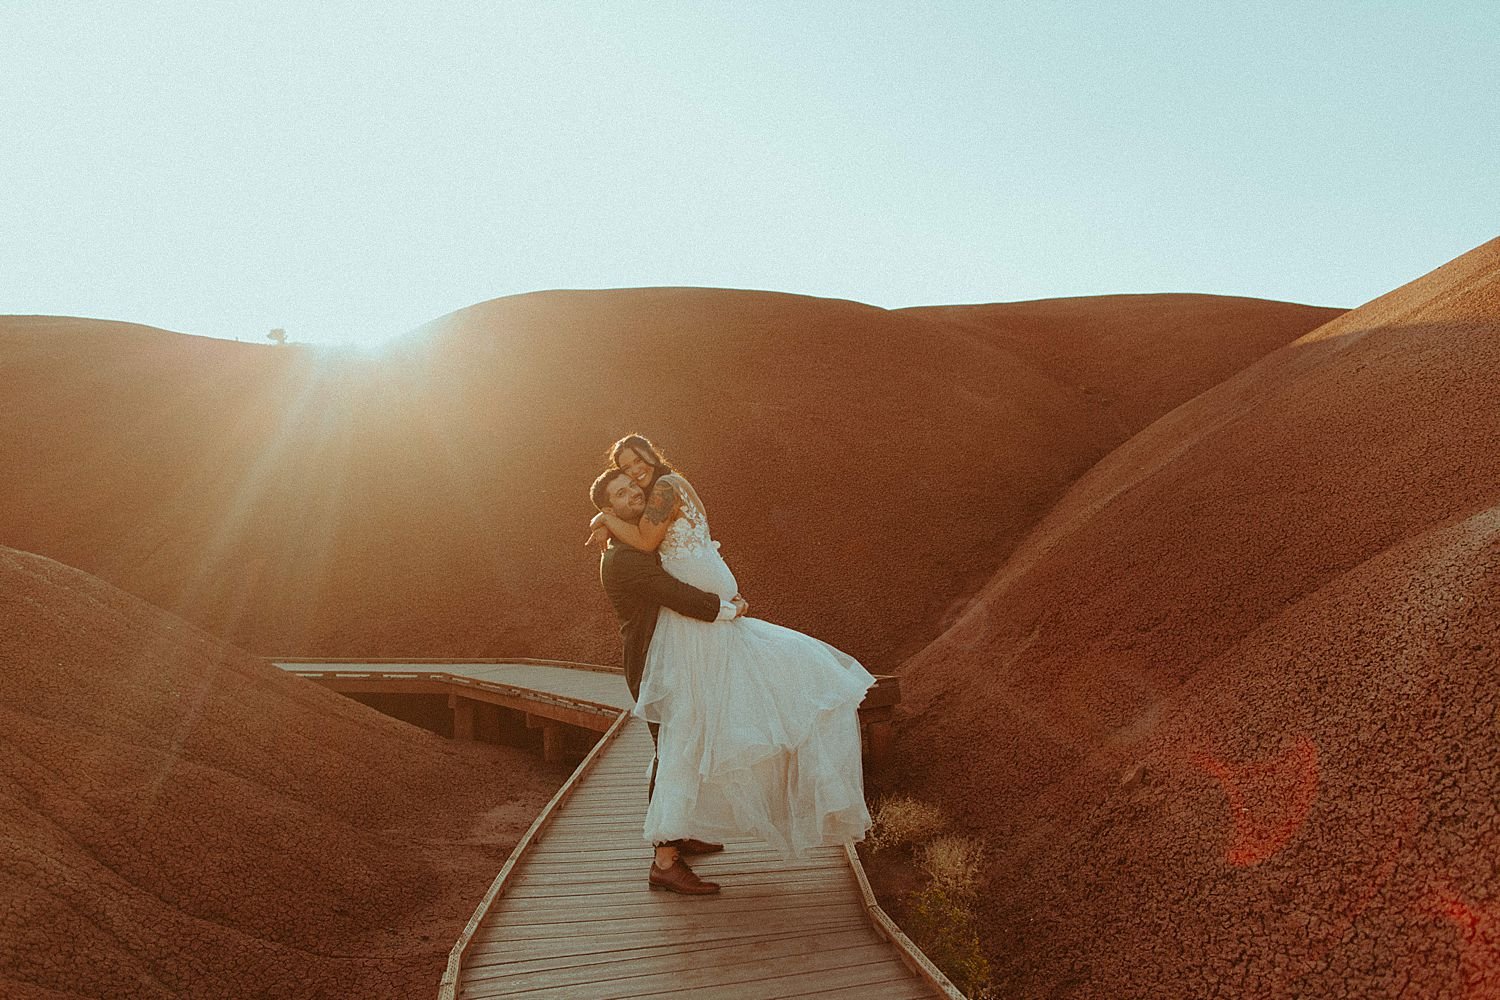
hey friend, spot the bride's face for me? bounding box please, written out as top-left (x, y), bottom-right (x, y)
top-left (617, 447), bottom-right (655, 489)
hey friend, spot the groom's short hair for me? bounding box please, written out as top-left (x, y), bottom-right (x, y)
top-left (590, 468), bottom-right (630, 511)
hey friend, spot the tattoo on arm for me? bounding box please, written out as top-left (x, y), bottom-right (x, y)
top-left (643, 480), bottom-right (677, 525)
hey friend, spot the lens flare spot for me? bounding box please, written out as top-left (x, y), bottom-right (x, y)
top-left (1428, 889), bottom-right (1500, 999)
top-left (1191, 734), bottom-right (1320, 867)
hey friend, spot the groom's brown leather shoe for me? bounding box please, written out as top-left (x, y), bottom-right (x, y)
top-left (677, 838), bottom-right (724, 855)
top-left (648, 858), bottom-right (721, 895)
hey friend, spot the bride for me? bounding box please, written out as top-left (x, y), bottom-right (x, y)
top-left (588, 433), bottom-right (875, 859)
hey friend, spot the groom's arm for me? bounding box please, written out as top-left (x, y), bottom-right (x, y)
top-left (610, 552), bottom-right (726, 623)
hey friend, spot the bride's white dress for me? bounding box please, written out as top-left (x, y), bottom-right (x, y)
top-left (634, 473), bottom-right (875, 859)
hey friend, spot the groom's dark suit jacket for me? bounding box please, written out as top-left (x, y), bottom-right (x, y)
top-left (599, 540), bottom-right (722, 702)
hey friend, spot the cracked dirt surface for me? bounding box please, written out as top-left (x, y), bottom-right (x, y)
top-left (889, 237), bottom-right (1500, 997)
top-left (0, 547), bottom-right (568, 998)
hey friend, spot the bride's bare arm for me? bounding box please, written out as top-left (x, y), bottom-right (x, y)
top-left (596, 478), bottom-right (679, 552)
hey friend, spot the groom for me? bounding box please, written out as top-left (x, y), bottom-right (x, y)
top-left (591, 467), bottom-right (746, 895)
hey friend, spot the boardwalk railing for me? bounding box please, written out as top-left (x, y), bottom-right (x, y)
top-left (437, 708), bottom-right (634, 1000)
top-left (846, 844), bottom-right (968, 999)
top-left (279, 658), bottom-right (901, 765)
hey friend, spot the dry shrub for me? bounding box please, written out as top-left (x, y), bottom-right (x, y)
top-left (907, 835), bottom-right (993, 998)
top-left (867, 794), bottom-right (946, 853)
top-left (907, 882), bottom-right (993, 998)
top-left (917, 834), bottom-right (986, 901)
top-left (866, 797), bottom-right (994, 997)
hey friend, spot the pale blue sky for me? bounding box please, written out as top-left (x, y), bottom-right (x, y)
top-left (2, 2), bottom-right (1495, 344)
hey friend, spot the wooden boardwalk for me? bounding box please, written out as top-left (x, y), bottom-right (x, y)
top-left (447, 709), bottom-right (954, 1000)
top-left (274, 660), bottom-right (958, 999)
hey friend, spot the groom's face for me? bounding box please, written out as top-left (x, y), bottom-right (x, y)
top-left (604, 472), bottom-right (647, 522)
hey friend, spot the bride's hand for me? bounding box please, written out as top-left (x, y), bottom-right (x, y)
top-left (584, 517), bottom-right (611, 550)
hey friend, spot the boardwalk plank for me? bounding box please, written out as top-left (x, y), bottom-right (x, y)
top-left (562, 793), bottom-right (646, 802)
top-left (620, 957), bottom-right (924, 1000)
top-left (507, 862), bottom-right (850, 886)
top-left (503, 870), bottom-right (850, 897)
top-left (472, 903), bottom-right (860, 944)
top-left (522, 839), bottom-right (840, 863)
top-left (557, 779), bottom-right (645, 789)
top-left (547, 804), bottom-right (646, 815)
top-left (689, 852), bottom-right (845, 871)
top-left (573, 862), bottom-right (842, 885)
top-left (499, 877), bottom-right (855, 905)
top-left (783, 980), bottom-right (939, 999)
top-left (519, 855), bottom-right (847, 880)
top-left (548, 815), bottom-right (648, 826)
top-left (528, 827), bottom-right (768, 845)
top-left (500, 874), bottom-right (851, 900)
top-left (510, 857), bottom-right (852, 887)
top-left (487, 885), bottom-right (853, 919)
top-left (520, 854), bottom-right (848, 879)
top-left (461, 943), bottom-right (901, 999)
top-left (545, 792), bottom-right (646, 803)
top-left (546, 816), bottom-right (648, 827)
top-left (518, 847), bottom-right (832, 870)
top-left (522, 839), bottom-right (846, 869)
top-left (462, 918), bottom-right (870, 966)
top-left (477, 897), bottom-right (860, 931)
top-left (460, 927), bottom-right (881, 993)
top-left (536, 825), bottom-right (646, 840)
top-left (532, 811), bottom-right (654, 824)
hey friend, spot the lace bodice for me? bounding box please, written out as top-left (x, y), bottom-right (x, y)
top-left (658, 474), bottom-right (719, 561)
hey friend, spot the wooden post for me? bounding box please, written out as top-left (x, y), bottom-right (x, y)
top-left (524, 712), bottom-right (580, 763)
top-left (542, 723), bottom-right (566, 763)
top-left (450, 694), bottom-right (476, 741)
top-left (495, 706), bottom-right (527, 747)
top-left (475, 703), bottom-right (501, 743)
top-left (866, 720), bottom-right (893, 766)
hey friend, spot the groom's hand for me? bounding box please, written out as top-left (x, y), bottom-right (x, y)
top-left (731, 595), bottom-right (749, 618)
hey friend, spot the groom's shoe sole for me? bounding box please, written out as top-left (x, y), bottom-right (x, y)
top-left (648, 881), bottom-right (721, 895)
top-left (648, 861), bottom-right (721, 895)
top-left (676, 839), bottom-right (725, 855)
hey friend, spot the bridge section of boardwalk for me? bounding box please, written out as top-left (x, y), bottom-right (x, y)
top-left (275, 660), bottom-right (962, 1000)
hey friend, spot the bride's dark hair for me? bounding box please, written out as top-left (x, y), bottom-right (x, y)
top-left (608, 433), bottom-right (677, 484)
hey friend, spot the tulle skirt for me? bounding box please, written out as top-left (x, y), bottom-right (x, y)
top-left (634, 549), bottom-right (875, 859)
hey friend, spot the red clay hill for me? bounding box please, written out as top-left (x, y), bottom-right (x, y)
top-left (0, 545), bottom-right (564, 998)
top-left (0, 291), bottom-right (1335, 671)
top-left (892, 237), bottom-right (1500, 997)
